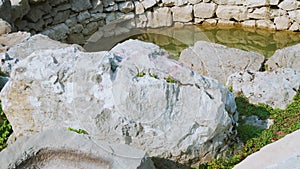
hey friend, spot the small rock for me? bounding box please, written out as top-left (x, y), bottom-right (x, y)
top-left (70, 0), bottom-right (92, 12)
top-left (278, 0), bottom-right (298, 11)
top-left (171, 5), bottom-right (193, 22)
top-left (141, 0), bottom-right (156, 10)
top-left (266, 44), bottom-right (300, 73)
top-left (0, 19), bottom-right (11, 35)
top-left (194, 3), bottom-right (217, 19)
top-left (274, 15), bottom-right (291, 30)
top-left (216, 5), bottom-right (248, 21)
top-left (227, 68), bottom-right (300, 109)
top-left (77, 11), bottom-right (91, 23)
top-left (118, 1), bottom-right (134, 13)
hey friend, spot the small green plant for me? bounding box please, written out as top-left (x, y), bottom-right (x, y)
top-left (199, 91), bottom-right (300, 169)
top-left (67, 127), bottom-right (88, 135)
top-left (149, 72), bottom-right (158, 79)
top-left (228, 86), bottom-right (233, 92)
top-left (0, 103), bottom-right (12, 151)
top-left (136, 72), bottom-right (146, 77)
top-left (164, 75), bottom-right (177, 83)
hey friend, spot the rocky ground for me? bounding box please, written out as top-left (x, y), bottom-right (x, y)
top-left (0, 17), bottom-right (299, 168)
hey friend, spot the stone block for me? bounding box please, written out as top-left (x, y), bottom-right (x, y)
top-left (194, 3), bottom-right (217, 19)
top-left (171, 5), bottom-right (193, 22)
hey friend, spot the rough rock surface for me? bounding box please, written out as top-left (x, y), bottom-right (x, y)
top-left (266, 44), bottom-right (300, 73)
top-left (234, 129), bottom-right (300, 169)
top-left (0, 19), bottom-right (11, 35)
top-left (227, 68), bottom-right (300, 109)
top-left (1, 39), bottom-right (238, 165)
top-left (179, 41), bottom-right (265, 84)
top-left (0, 129), bottom-right (155, 169)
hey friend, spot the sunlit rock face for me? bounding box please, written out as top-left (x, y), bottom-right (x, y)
top-left (1, 40), bottom-right (238, 165)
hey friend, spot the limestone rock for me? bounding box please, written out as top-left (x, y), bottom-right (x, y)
top-left (216, 5), bottom-right (248, 21)
top-left (274, 15), bottom-right (291, 30)
top-left (134, 1), bottom-right (145, 15)
top-left (147, 7), bottom-right (172, 28)
top-left (212, 0), bottom-right (244, 5)
top-left (7, 34), bottom-right (81, 60)
top-left (1, 40), bottom-right (238, 165)
top-left (141, 0), bottom-right (156, 10)
top-left (234, 129), bottom-right (300, 169)
top-left (248, 7), bottom-right (269, 20)
top-left (245, 0), bottom-right (266, 7)
top-left (171, 5), bottom-right (193, 22)
top-left (0, 129), bottom-right (155, 169)
top-left (288, 10), bottom-right (300, 23)
top-left (289, 22), bottom-right (299, 31)
top-left (179, 41), bottom-right (264, 83)
top-left (118, 1), bottom-right (134, 13)
top-left (194, 3), bottom-right (217, 19)
top-left (278, 0), bottom-right (298, 11)
top-left (241, 20), bottom-right (256, 27)
top-left (227, 68), bottom-right (300, 109)
top-left (266, 44), bottom-right (300, 73)
top-left (256, 20), bottom-right (276, 29)
top-left (0, 19), bottom-right (11, 35)
top-left (70, 0), bottom-right (92, 12)
top-left (0, 31), bottom-right (30, 47)
top-left (162, 0), bottom-right (188, 6)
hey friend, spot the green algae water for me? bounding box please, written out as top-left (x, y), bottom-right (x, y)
top-left (124, 25), bottom-right (300, 59)
top-left (84, 24), bottom-right (300, 59)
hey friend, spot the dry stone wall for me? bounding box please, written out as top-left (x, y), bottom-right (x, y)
top-left (0, 0), bottom-right (300, 44)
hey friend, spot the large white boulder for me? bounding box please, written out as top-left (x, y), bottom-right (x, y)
top-left (227, 68), bottom-right (300, 109)
top-left (1, 39), bottom-right (238, 165)
top-left (266, 44), bottom-right (300, 73)
top-left (0, 129), bottom-right (155, 169)
top-left (179, 41), bottom-right (265, 84)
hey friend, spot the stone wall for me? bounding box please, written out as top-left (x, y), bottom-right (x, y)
top-left (1, 0), bottom-right (299, 44)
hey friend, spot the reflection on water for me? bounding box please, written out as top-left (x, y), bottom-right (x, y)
top-left (84, 24), bottom-right (300, 59)
top-left (125, 25), bottom-right (300, 59)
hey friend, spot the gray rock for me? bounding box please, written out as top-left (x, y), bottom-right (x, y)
top-left (67, 33), bottom-right (85, 45)
top-left (179, 41), bottom-right (265, 84)
top-left (10, 0), bottom-right (30, 22)
top-left (118, 1), bottom-right (134, 13)
top-left (70, 24), bottom-right (84, 33)
top-left (48, 0), bottom-right (68, 6)
top-left (233, 129), bottom-right (300, 169)
top-left (41, 23), bottom-right (70, 40)
top-left (0, 0), bottom-right (12, 23)
top-left (25, 6), bottom-right (44, 22)
top-left (27, 18), bottom-right (45, 32)
top-left (82, 21), bottom-right (99, 35)
top-left (1, 40), bottom-right (238, 165)
top-left (70, 0), bottom-right (92, 12)
top-left (0, 19), bottom-right (11, 35)
top-left (77, 10), bottom-right (91, 23)
top-left (266, 44), bottom-right (300, 73)
top-left (227, 68), bottom-right (300, 109)
top-left (53, 10), bottom-right (71, 24)
top-left (0, 129), bottom-right (155, 169)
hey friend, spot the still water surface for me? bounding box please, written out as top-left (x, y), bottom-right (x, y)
top-left (85, 24), bottom-right (300, 59)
